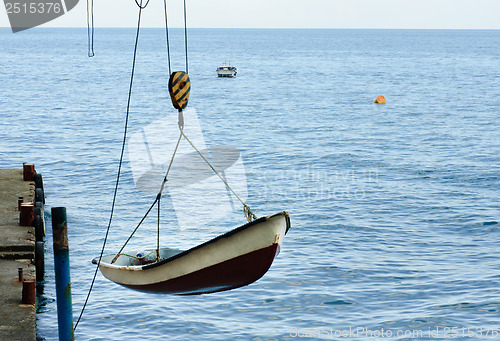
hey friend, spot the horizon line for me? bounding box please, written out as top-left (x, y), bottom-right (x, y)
top-left (2, 26), bottom-right (500, 30)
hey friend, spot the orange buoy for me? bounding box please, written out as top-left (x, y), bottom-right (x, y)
top-left (373, 95), bottom-right (386, 104)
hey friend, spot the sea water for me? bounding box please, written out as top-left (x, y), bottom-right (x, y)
top-left (1, 28), bottom-right (499, 340)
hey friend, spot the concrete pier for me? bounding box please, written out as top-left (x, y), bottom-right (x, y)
top-left (0, 168), bottom-right (37, 340)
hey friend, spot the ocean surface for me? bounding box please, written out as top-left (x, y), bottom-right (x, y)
top-left (1, 28), bottom-right (500, 340)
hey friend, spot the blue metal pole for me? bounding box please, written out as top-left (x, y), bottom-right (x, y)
top-left (52, 207), bottom-right (74, 341)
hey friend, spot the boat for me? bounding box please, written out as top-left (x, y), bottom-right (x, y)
top-left (216, 62), bottom-right (237, 77)
top-left (94, 211), bottom-right (290, 294)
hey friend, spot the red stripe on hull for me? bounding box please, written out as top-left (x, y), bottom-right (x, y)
top-left (122, 243), bottom-right (280, 295)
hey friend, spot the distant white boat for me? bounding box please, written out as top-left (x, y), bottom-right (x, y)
top-left (216, 62), bottom-right (237, 78)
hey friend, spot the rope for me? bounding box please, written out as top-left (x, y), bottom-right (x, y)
top-left (86, 0), bottom-right (150, 58)
top-left (75, 0), bottom-right (145, 330)
top-left (157, 193), bottom-right (161, 261)
top-left (134, 0), bottom-right (151, 9)
top-left (117, 250), bottom-right (159, 266)
top-left (120, 250), bottom-right (156, 259)
top-left (183, 0), bottom-right (189, 73)
top-left (158, 119), bottom-right (184, 194)
top-left (164, 0), bottom-right (188, 73)
top-left (86, 0), bottom-right (94, 57)
top-left (180, 128), bottom-right (257, 221)
top-left (163, 0), bottom-right (171, 75)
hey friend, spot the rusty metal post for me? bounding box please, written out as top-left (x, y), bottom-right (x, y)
top-left (20, 202), bottom-right (34, 226)
top-left (52, 207), bottom-right (74, 341)
top-left (23, 162), bottom-right (35, 181)
top-left (22, 280), bottom-right (36, 305)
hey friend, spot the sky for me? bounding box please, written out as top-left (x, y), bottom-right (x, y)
top-left (1, 0), bottom-right (500, 30)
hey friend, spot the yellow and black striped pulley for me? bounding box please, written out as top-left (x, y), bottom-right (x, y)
top-left (168, 71), bottom-right (191, 110)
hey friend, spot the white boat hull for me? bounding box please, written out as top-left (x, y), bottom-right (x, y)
top-left (216, 65), bottom-right (237, 78)
top-left (95, 211), bottom-right (290, 294)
